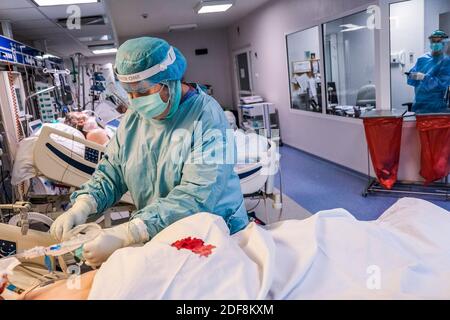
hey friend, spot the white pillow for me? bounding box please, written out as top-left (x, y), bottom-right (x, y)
top-left (11, 123), bottom-right (86, 186)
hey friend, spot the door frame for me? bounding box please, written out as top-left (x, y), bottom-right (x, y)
top-left (232, 46), bottom-right (254, 103)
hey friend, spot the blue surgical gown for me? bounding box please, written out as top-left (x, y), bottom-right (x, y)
top-left (407, 53), bottom-right (450, 114)
top-left (72, 85), bottom-right (248, 237)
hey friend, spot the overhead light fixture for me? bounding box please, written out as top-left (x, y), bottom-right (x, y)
top-left (57, 15), bottom-right (105, 28)
top-left (78, 34), bottom-right (112, 42)
top-left (168, 24), bottom-right (198, 32)
top-left (340, 24), bottom-right (367, 33)
top-left (194, 0), bottom-right (233, 14)
top-left (92, 48), bottom-right (117, 55)
top-left (33, 0), bottom-right (98, 6)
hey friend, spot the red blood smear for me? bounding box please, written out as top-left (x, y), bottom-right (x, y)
top-left (192, 245), bottom-right (216, 257)
top-left (171, 237), bottom-right (216, 257)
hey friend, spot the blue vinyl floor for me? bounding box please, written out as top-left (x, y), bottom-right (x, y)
top-left (275, 145), bottom-right (450, 221)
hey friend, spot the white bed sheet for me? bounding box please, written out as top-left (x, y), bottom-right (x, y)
top-left (89, 198), bottom-right (450, 300)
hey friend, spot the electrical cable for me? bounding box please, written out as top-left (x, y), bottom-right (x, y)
top-left (0, 167), bottom-right (11, 204)
top-left (277, 165), bottom-right (284, 221)
top-left (246, 198), bottom-right (261, 212)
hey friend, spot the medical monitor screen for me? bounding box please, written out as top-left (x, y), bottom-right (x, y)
top-left (15, 87), bottom-right (25, 114)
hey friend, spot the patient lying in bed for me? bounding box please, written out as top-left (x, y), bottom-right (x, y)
top-left (64, 112), bottom-right (110, 145)
top-left (12, 117), bottom-right (110, 189)
top-left (18, 271), bottom-right (96, 300)
top-left (9, 198), bottom-right (450, 300)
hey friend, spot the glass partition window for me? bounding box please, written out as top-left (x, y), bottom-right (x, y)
top-left (323, 11), bottom-right (376, 118)
top-left (286, 26), bottom-right (322, 113)
top-left (390, 0), bottom-right (450, 114)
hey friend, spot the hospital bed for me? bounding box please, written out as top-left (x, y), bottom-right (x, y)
top-left (33, 125), bottom-right (279, 198)
top-left (8, 124), bottom-right (280, 230)
top-left (2, 197), bottom-right (450, 300)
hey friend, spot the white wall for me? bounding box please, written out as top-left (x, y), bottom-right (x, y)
top-left (442, 12), bottom-right (450, 55)
top-left (82, 28), bottom-right (234, 109)
top-left (83, 55), bottom-right (116, 65)
top-left (152, 28), bottom-right (233, 108)
top-left (424, 0), bottom-right (450, 50)
top-left (227, 0), bottom-right (377, 175)
top-left (287, 27), bottom-right (321, 65)
top-left (390, 0), bottom-right (424, 109)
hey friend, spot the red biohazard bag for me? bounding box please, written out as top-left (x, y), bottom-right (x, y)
top-left (363, 117), bottom-right (403, 189)
top-left (416, 115), bottom-right (450, 185)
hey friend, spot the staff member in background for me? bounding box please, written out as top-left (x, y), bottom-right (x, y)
top-left (407, 30), bottom-right (450, 114)
top-left (50, 37), bottom-right (248, 267)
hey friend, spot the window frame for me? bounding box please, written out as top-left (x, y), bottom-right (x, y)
top-left (285, 25), bottom-right (323, 114)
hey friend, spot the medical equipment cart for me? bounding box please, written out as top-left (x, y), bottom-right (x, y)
top-left (239, 102), bottom-right (282, 145)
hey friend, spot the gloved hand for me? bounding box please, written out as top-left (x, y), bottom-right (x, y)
top-left (82, 218), bottom-right (149, 267)
top-left (409, 72), bottom-right (426, 81)
top-left (50, 195), bottom-right (97, 241)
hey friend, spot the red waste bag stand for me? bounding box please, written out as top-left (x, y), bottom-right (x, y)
top-left (361, 110), bottom-right (449, 200)
top-left (416, 114), bottom-right (450, 185)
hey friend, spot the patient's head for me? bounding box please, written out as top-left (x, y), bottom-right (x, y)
top-left (86, 129), bottom-right (109, 145)
top-left (65, 112), bottom-right (89, 131)
top-left (65, 112), bottom-right (99, 133)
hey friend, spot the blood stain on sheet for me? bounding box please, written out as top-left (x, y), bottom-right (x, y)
top-left (171, 237), bottom-right (216, 257)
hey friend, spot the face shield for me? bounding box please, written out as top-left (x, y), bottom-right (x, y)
top-left (429, 38), bottom-right (447, 53)
top-left (428, 30), bottom-right (449, 55)
top-left (115, 46), bottom-right (177, 94)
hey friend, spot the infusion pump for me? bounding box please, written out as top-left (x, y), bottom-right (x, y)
top-left (0, 71), bottom-right (28, 160)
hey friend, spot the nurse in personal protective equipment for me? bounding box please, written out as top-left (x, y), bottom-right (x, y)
top-left (50, 37), bottom-right (248, 267)
top-left (407, 30), bottom-right (450, 114)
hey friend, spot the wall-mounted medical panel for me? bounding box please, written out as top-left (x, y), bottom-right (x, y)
top-left (0, 35), bottom-right (62, 69)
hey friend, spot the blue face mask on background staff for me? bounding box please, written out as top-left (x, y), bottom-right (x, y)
top-left (129, 80), bottom-right (182, 120)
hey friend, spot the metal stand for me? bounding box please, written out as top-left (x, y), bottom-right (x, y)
top-left (361, 109), bottom-right (449, 201)
top-left (363, 144), bottom-right (449, 200)
top-left (0, 202), bottom-right (31, 235)
top-left (363, 178), bottom-right (449, 200)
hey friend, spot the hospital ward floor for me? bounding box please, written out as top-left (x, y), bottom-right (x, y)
top-left (257, 145), bottom-right (450, 223)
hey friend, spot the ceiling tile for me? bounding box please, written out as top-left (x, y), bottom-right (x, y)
top-left (48, 43), bottom-right (91, 57)
top-left (44, 34), bottom-right (75, 44)
top-left (0, 8), bottom-right (46, 21)
top-left (39, 2), bottom-right (105, 20)
top-left (12, 19), bottom-right (56, 30)
top-left (0, 0), bottom-right (34, 10)
top-left (13, 34), bottom-right (35, 42)
top-left (108, 0), bottom-right (271, 39)
top-left (14, 26), bottom-right (67, 37)
top-left (67, 24), bottom-right (111, 37)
